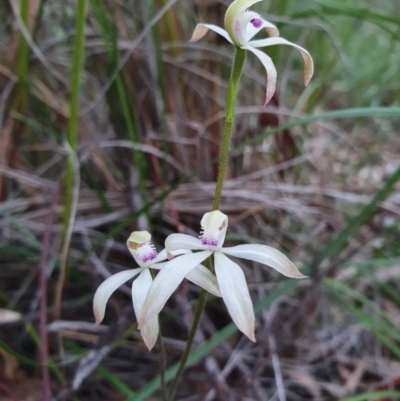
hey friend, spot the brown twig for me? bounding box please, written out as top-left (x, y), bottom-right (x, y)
top-left (39, 187), bottom-right (60, 401)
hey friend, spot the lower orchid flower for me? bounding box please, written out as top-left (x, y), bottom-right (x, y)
top-left (93, 231), bottom-right (221, 351)
top-left (139, 211), bottom-right (306, 342)
top-left (190, 0), bottom-right (314, 105)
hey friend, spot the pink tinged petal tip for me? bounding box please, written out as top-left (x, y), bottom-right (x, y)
top-left (189, 24), bottom-right (234, 45)
top-left (190, 24), bottom-right (209, 42)
top-left (243, 45), bottom-right (277, 105)
top-left (93, 269), bottom-right (141, 325)
top-left (248, 37), bottom-right (314, 87)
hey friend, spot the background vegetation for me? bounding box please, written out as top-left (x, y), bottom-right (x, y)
top-left (1, 0), bottom-right (400, 400)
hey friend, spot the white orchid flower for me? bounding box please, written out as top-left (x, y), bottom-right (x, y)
top-left (139, 211), bottom-right (306, 342)
top-left (190, 0), bottom-right (314, 105)
top-left (93, 231), bottom-right (221, 351)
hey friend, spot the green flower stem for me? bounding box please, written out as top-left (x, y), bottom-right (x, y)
top-left (167, 47), bottom-right (246, 400)
top-left (157, 326), bottom-right (167, 401)
top-left (56, 0), bottom-right (88, 321)
top-left (153, 278), bottom-right (167, 401)
top-left (64, 0), bottom-right (88, 228)
top-left (212, 47), bottom-right (247, 211)
top-left (167, 288), bottom-right (208, 401)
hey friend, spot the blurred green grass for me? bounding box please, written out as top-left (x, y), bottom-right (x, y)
top-left (0, 0), bottom-right (400, 400)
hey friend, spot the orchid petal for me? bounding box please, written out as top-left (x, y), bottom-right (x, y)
top-left (138, 251), bottom-right (212, 328)
top-left (214, 252), bottom-right (255, 341)
top-left (150, 262), bottom-right (166, 271)
top-left (131, 269), bottom-right (158, 351)
top-left (190, 23), bottom-right (233, 45)
top-left (186, 264), bottom-right (221, 297)
top-left (151, 261), bottom-right (220, 296)
top-left (93, 269), bottom-right (141, 324)
top-left (222, 244), bottom-right (306, 278)
top-left (165, 233), bottom-right (206, 252)
top-left (243, 45), bottom-right (277, 105)
top-left (225, 0), bottom-right (262, 46)
top-left (248, 37), bottom-right (314, 86)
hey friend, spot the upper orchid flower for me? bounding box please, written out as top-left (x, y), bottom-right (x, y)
top-left (139, 211), bottom-right (306, 342)
top-left (190, 0), bottom-right (314, 105)
top-left (93, 231), bottom-right (221, 351)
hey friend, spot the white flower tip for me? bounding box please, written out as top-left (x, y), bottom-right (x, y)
top-left (137, 317), bottom-right (145, 330)
top-left (248, 331), bottom-right (256, 342)
top-left (264, 92), bottom-right (274, 106)
top-left (142, 331), bottom-right (157, 351)
top-left (285, 264), bottom-right (308, 279)
top-left (127, 231), bottom-right (151, 249)
top-left (144, 340), bottom-right (155, 352)
top-left (190, 24), bottom-right (209, 42)
top-left (263, 73), bottom-right (277, 106)
top-left (93, 306), bottom-right (104, 326)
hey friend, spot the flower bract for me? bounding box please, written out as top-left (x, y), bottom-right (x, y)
top-left (190, 0), bottom-right (314, 105)
top-left (93, 231), bottom-right (221, 350)
top-left (139, 212), bottom-right (306, 342)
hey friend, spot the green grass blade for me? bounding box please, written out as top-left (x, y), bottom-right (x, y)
top-left (238, 107), bottom-right (400, 150)
top-left (340, 391), bottom-right (400, 401)
top-left (64, 0), bottom-right (89, 230)
top-left (318, 165), bottom-right (400, 262)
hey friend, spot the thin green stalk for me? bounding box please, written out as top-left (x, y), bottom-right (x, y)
top-left (57, 0), bottom-right (88, 319)
top-left (149, 270), bottom-right (167, 400)
top-left (212, 48), bottom-right (247, 210)
top-left (157, 320), bottom-right (167, 401)
top-left (64, 0), bottom-right (88, 227)
top-left (167, 289), bottom-right (208, 401)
